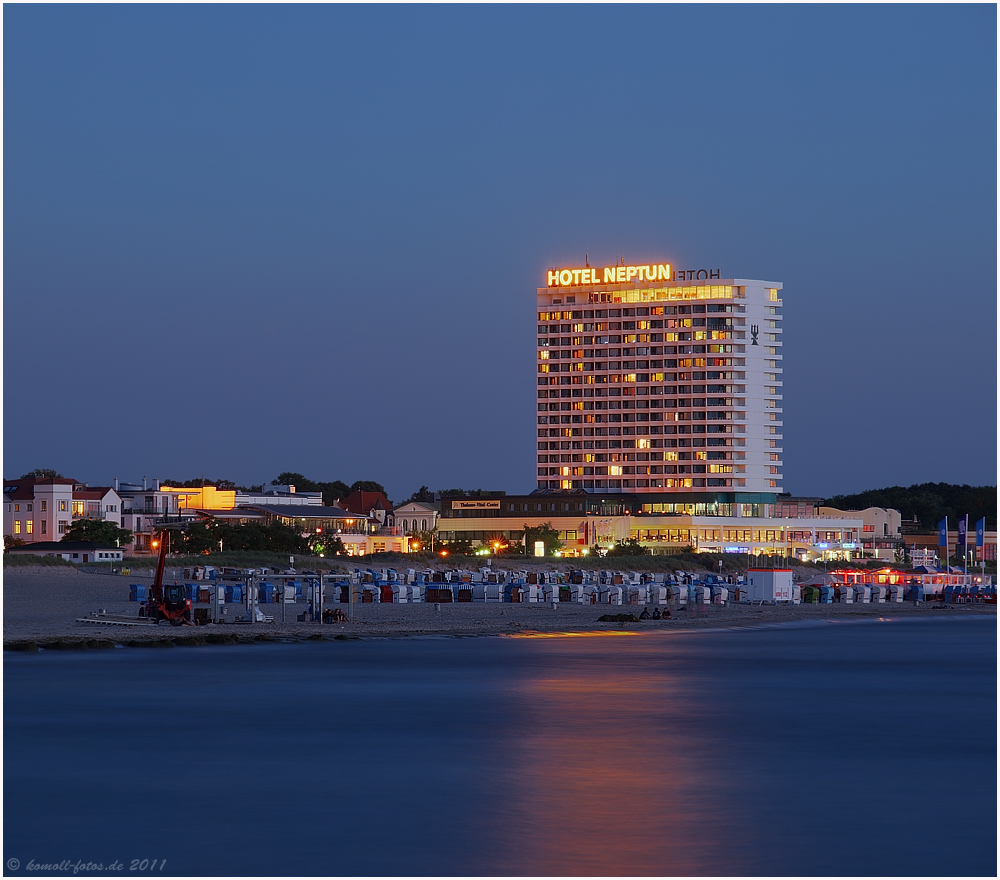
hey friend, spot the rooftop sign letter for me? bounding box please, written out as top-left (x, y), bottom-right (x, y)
top-left (549, 263), bottom-right (673, 287)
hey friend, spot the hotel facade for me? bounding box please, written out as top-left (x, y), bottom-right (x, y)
top-left (434, 259), bottom-right (883, 561)
top-left (536, 263), bottom-right (783, 506)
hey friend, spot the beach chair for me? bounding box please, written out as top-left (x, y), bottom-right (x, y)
top-left (870, 585), bottom-right (886, 603)
top-left (647, 585), bottom-right (667, 605)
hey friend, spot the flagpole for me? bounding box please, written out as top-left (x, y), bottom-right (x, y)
top-left (963, 514), bottom-right (968, 575)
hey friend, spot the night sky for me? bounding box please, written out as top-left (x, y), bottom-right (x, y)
top-left (4, 5), bottom-right (996, 501)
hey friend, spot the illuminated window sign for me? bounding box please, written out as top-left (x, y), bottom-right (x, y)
top-left (547, 265), bottom-right (673, 287)
top-left (544, 264), bottom-right (723, 287)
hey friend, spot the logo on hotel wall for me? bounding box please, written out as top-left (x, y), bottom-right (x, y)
top-left (545, 263), bottom-right (723, 286)
top-left (750, 325), bottom-right (759, 345)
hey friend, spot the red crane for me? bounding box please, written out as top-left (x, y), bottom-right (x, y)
top-left (138, 526), bottom-right (192, 625)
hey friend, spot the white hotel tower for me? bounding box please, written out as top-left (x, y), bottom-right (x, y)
top-left (536, 263), bottom-right (783, 511)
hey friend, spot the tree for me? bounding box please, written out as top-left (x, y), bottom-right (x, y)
top-left (441, 536), bottom-right (473, 555)
top-left (321, 481), bottom-right (352, 505)
top-left (162, 477), bottom-right (238, 490)
top-left (177, 521), bottom-right (219, 554)
top-left (218, 522), bottom-right (310, 554)
top-left (407, 529), bottom-right (437, 552)
top-left (606, 538), bottom-right (649, 557)
top-left (272, 474), bottom-right (350, 506)
top-left (407, 486), bottom-right (434, 503)
top-left (62, 520), bottom-right (134, 546)
top-left (273, 472), bottom-right (316, 490)
top-left (439, 488), bottom-right (505, 498)
top-left (824, 482), bottom-right (997, 531)
top-left (350, 480), bottom-right (386, 495)
top-left (20, 469), bottom-right (65, 479)
top-left (4, 535), bottom-right (26, 550)
top-left (522, 522), bottom-right (563, 556)
top-left (312, 534), bottom-right (347, 556)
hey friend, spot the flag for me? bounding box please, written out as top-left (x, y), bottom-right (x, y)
top-left (938, 517), bottom-right (948, 549)
top-left (976, 517), bottom-right (986, 549)
top-left (957, 515), bottom-right (968, 557)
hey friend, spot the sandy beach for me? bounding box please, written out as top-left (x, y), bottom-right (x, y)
top-left (3, 564), bottom-right (995, 648)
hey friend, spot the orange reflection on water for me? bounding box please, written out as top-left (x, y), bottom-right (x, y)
top-left (505, 630), bottom-right (639, 639)
top-left (483, 638), bottom-right (736, 876)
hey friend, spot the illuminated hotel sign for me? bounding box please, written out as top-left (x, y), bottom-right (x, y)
top-left (545, 264), bottom-right (723, 286)
top-left (451, 500), bottom-right (502, 510)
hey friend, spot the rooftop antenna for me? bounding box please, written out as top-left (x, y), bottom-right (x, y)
top-left (585, 252), bottom-right (589, 267)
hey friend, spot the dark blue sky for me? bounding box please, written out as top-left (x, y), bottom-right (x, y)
top-left (5, 5), bottom-right (996, 501)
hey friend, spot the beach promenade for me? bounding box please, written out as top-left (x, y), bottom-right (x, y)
top-left (4, 565), bottom-right (994, 648)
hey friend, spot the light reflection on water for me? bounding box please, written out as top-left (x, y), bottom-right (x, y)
top-left (4, 618), bottom-right (996, 877)
top-left (484, 640), bottom-right (734, 876)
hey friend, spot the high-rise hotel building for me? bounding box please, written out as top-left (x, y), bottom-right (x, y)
top-left (432, 265), bottom-right (868, 560)
top-left (536, 262), bottom-right (783, 513)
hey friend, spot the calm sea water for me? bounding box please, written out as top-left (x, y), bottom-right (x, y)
top-left (4, 617), bottom-right (996, 877)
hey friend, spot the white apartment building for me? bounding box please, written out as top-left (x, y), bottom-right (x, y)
top-left (537, 262), bottom-right (783, 500)
top-left (4, 477), bottom-right (122, 542)
top-left (116, 480), bottom-right (184, 554)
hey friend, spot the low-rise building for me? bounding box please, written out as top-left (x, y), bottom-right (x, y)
top-left (340, 490), bottom-right (396, 531)
top-left (393, 501), bottom-right (439, 535)
top-left (434, 490), bottom-right (864, 560)
top-left (819, 506), bottom-right (902, 561)
top-left (5, 541), bottom-right (124, 563)
top-left (235, 485), bottom-right (324, 507)
top-left (239, 504), bottom-right (408, 556)
top-left (4, 477), bottom-right (122, 543)
top-left (116, 480), bottom-right (184, 554)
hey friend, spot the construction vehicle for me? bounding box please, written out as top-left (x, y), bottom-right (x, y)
top-left (137, 525), bottom-right (192, 625)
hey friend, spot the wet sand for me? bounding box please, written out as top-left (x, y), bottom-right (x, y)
top-left (3, 565), bottom-right (995, 648)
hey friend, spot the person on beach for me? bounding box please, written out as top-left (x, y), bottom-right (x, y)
top-left (663, 608), bottom-right (672, 619)
top-left (639, 607), bottom-right (650, 620)
top-left (652, 607), bottom-right (661, 620)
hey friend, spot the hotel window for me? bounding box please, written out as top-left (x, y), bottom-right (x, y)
top-left (27, 503), bottom-right (33, 511)
top-left (14, 504), bottom-right (20, 512)
top-left (59, 501), bottom-right (67, 512)
top-left (41, 500), bottom-right (47, 511)
top-left (72, 501), bottom-right (84, 516)
top-left (26, 520), bottom-right (33, 534)
top-left (14, 521), bottom-right (22, 534)
top-left (58, 521), bottom-right (69, 534)
top-left (41, 521), bottom-right (47, 535)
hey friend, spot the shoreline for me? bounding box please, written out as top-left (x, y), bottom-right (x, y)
top-left (4, 565), bottom-right (995, 652)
